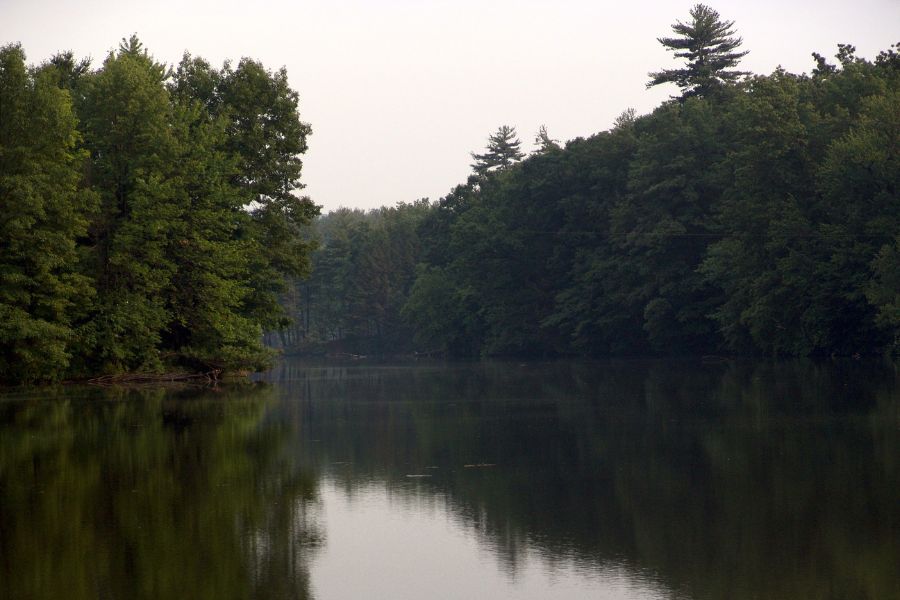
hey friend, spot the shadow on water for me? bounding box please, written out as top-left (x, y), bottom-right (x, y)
top-left (265, 358), bottom-right (900, 600)
top-left (0, 383), bottom-right (321, 600)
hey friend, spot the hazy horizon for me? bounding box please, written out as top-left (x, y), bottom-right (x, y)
top-left (3, 0), bottom-right (898, 213)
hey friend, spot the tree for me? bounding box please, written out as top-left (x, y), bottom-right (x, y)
top-left (163, 90), bottom-right (269, 371)
top-left (43, 51), bottom-right (91, 94)
top-left (534, 125), bottom-right (560, 153)
top-left (0, 44), bottom-right (94, 382)
top-left (168, 54), bottom-right (318, 356)
top-left (282, 202), bottom-right (431, 354)
top-left (75, 36), bottom-right (181, 373)
top-left (867, 237), bottom-right (900, 354)
top-left (470, 125), bottom-right (525, 176)
top-left (648, 4), bottom-right (749, 98)
top-left (0, 39), bottom-right (319, 381)
top-left (215, 58), bottom-right (319, 331)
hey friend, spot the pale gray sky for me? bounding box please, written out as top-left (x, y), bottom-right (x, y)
top-left (3, 0), bottom-right (898, 212)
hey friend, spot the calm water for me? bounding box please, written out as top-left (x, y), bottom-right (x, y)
top-left (1, 359), bottom-right (898, 599)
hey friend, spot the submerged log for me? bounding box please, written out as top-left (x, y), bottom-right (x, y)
top-left (86, 369), bottom-right (222, 385)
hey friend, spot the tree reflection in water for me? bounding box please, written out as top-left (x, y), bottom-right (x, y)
top-left (1, 360), bottom-right (897, 600)
top-left (0, 383), bottom-right (321, 600)
top-left (267, 359), bottom-right (900, 600)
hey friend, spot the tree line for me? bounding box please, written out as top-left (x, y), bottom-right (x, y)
top-left (3, 6), bottom-right (898, 380)
top-left (272, 201), bottom-right (429, 355)
top-left (0, 36), bottom-right (317, 383)
top-left (284, 8), bottom-right (898, 358)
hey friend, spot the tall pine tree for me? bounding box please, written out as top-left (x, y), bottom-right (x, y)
top-left (470, 125), bottom-right (525, 176)
top-left (648, 4), bottom-right (749, 98)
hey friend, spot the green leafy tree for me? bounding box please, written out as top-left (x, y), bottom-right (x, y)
top-left (817, 89), bottom-right (900, 352)
top-left (170, 53), bottom-right (319, 338)
top-left (0, 44), bottom-right (94, 382)
top-left (163, 93), bottom-right (268, 371)
top-left (76, 36), bottom-right (180, 373)
top-left (648, 4), bottom-right (749, 98)
top-left (470, 125), bottom-right (525, 176)
top-left (0, 39), bottom-right (318, 382)
top-left (216, 59), bottom-right (319, 332)
top-left (543, 124), bottom-right (639, 354)
top-left (402, 264), bottom-right (482, 355)
top-left (617, 97), bottom-right (726, 352)
top-left (43, 51), bottom-right (91, 94)
top-left (698, 71), bottom-right (816, 354)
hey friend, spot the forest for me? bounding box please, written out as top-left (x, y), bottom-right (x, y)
top-left (282, 30), bottom-right (899, 359)
top-left (2, 6), bottom-right (899, 385)
top-left (0, 36), bottom-right (317, 382)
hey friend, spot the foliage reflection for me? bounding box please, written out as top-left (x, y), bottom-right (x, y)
top-left (0, 384), bottom-right (320, 600)
top-left (268, 359), bottom-right (900, 600)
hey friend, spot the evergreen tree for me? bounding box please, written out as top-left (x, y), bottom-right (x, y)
top-left (470, 125), bottom-right (525, 176)
top-left (648, 4), bottom-right (749, 98)
top-left (534, 125), bottom-right (560, 153)
top-left (76, 36), bottom-right (181, 372)
top-left (0, 44), bottom-right (94, 382)
top-left (44, 51), bottom-right (91, 94)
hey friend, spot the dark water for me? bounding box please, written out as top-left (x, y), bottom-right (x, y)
top-left (1, 360), bottom-right (898, 599)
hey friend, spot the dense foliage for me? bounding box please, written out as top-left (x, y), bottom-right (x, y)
top-left (3, 17), bottom-right (898, 377)
top-left (0, 38), bottom-right (316, 382)
top-left (273, 201), bottom-right (430, 355)
top-left (285, 42), bottom-right (899, 358)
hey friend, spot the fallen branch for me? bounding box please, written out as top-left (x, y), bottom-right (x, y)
top-left (86, 369), bottom-right (222, 386)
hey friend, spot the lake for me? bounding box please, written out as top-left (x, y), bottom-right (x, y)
top-left (1, 359), bottom-right (898, 599)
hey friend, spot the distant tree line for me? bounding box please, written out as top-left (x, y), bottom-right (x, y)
top-left (285, 26), bottom-right (899, 357)
top-left (273, 201), bottom-right (429, 355)
top-left (0, 37), bottom-right (317, 383)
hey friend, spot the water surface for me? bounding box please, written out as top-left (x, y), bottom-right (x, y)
top-left (1, 359), bottom-right (898, 599)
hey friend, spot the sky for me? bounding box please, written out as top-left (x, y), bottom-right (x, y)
top-left (2, 0), bottom-right (898, 212)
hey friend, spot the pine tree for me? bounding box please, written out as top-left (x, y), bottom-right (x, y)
top-left (77, 36), bottom-right (180, 372)
top-left (534, 125), bottom-right (560, 153)
top-left (470, 125), bottom-right (525, 176)
top-left (0, 44), bottom-right (94, 382)
top-left (648, 4), bottom-right (749, 98)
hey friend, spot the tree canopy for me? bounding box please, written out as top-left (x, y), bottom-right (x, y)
top-left (279, 42), bottom-right (900, 360)
top-left (2, 22), bottom-right (898, 383)
top-left (0, 38), bottom-right (316, 383)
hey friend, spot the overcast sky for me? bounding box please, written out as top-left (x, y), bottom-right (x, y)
top-left (3, 0), bottom-right (898, 212)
